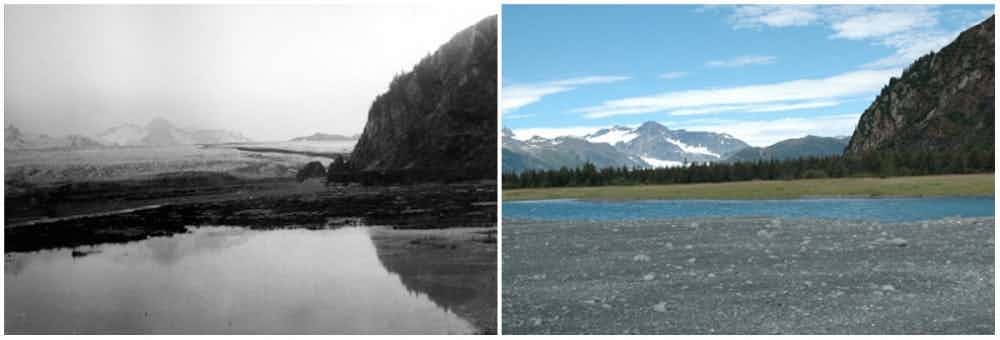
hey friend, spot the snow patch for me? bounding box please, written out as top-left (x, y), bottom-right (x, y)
top-left (586, 128), bottom-right (638, 145)
top-left (640, 156), bottom-right (684, 168)
top-left (664, 137), bottom-right (720, 158)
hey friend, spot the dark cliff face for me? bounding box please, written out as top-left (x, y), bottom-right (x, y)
top-left (845, 16), bottom-right (995, 156)
top-left (350, 16), bottom-right (497, 178)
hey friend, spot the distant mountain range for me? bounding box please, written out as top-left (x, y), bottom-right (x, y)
top-left (5, 125), bottom-right (104, 151)
top-left (6, 117), bottom-right (251, 150)
top-left (727, 135), bottom-right (849, 162)
top-left (289, 132), bottom-right (359, 142)
top-left (503, 121), bottom-right (856, 173)
top-left (502, 128), bottom-right (646, 173)
top-left (586, 121), bottom-right (749, 164)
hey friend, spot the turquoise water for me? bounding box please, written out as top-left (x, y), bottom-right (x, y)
top-left (503, 197), bottom-right (995, 222)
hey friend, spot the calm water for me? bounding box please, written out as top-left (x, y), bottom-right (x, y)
top-left (5, 227), bottom-right (473, 334)
top-left (504, 197), bottom-right (995, 222)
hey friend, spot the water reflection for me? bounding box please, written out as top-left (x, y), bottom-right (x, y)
top-left (5, 226), bottom-right (474, 334)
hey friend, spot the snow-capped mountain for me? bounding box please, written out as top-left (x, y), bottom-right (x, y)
top-left (502, 121), bottom-right (752, 173)
top-left (6, 118), bottom-right (252, 151)
top-left (502, 128), bottom-right (647, 173)
top-left (585, 121), bottom-right (749, 164)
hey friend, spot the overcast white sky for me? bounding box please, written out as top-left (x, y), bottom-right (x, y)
top-left (4, 3), bottom-right (495, 141)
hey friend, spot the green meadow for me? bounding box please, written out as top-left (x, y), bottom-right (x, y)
top-left (503, 173), bottom-right (995, 201)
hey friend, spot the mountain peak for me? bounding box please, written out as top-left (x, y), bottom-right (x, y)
top-left (289, 132), bottom-right (355, 142)
top-left (636, 121), bottom-right (668, 133)
top-left (525, 135), bottom-right (550, 144)
top-left (145, 117), bottom-right (175, 130)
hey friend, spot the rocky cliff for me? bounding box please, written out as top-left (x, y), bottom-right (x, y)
top-left (350, 16), bottom-right (497, 178)
top-left (845, 16), bottom-right (994, 156)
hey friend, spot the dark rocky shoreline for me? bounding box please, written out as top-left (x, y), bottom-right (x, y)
top-left (5, 178), bottom-right (496, 253)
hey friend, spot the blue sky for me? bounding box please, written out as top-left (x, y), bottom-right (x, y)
top-left (502, 5), bottom-right (994, 146)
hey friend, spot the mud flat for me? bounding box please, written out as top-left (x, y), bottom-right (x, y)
top-left (502, 217), bottom-right (994, 334)
top-left (5, 176), bottom-right (497, 334)
top-left (5, 177), bottom-right (496, 252)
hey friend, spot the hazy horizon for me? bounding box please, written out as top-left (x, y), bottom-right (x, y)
top-left (5, 4), bottom-right (495, 141)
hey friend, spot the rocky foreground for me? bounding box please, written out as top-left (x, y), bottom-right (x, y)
top-left (503, 217), bottom-right (994, 334)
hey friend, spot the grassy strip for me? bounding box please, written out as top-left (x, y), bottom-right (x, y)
top-left (503, 173), bottom-right (994, 201)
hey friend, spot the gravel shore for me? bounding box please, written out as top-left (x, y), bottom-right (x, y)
top-left (502, 217), bottom-right (994, 334)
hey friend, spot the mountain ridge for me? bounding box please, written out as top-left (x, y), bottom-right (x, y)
top-left (350, 15), bottom-right (497, 178)
top-left (845, 15), bottom-right (995, 156)
top-left (727, 135), bottom-right (849, 162)
top-left (290, 132), bottom-right (358, 142)
top-left (503, 121), bottom-right (749, 173)
top-left (6, 117), bottom-right (252, 150)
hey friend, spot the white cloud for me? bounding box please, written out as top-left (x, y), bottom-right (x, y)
top-left (502, 75), bottom-right (629, 113)
top-left (731, 5), bottom-right (819, 28)
top-left (508, 125), bottom-right (612, 141)
top-left (719, 5), bottom-right (984, 68)
top-left (549, 76), bottom-right (631, 86)
top-left (503, 113), bottom-right (536, 120)
top-left (829, 7), bottom-right (937, 40)
top-left (668, 100), bottom-right (841, 116)
top-left (706, 55), bottom-right (776, 68)
top-left (673, 113), bottom-right (861, 147)
top-left (575, 68), bottom-right (899, 119)
top-left (862, 28), bottom-right (960, 68)
top-left (746, 100), bottom-right (843, 113)
top-left (658, 71), bottom-right (688, 80)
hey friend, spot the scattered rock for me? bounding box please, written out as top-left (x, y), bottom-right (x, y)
top-left (888, 238), bottom-right (908, 247)
top-left (653, 302), bottom-right (668, 313)
top-left (295, 161), bottom-right (327, 182)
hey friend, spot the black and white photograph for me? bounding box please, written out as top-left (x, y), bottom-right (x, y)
top-left (5, 2), bottom-right (497, 334)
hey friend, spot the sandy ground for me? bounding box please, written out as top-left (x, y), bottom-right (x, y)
top-left (369, 226), bottom-right (497, 334)
top-left (502, 217), bottom-right (994, 334)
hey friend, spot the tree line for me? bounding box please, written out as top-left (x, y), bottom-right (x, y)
top-left (502, 149), bottom-right (995, 189)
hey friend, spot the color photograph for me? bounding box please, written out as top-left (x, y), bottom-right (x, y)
top-left (501, 4), bottom-right (994, 334)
